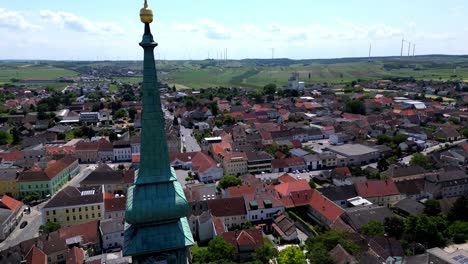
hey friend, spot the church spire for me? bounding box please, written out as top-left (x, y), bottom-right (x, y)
top-left (123, 1), bottom-right (194, 262)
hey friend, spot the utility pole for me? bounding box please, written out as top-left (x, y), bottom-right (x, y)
top-left (400, 38), bottom-right (405, 56)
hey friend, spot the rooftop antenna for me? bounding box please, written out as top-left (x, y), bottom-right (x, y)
top-left (413, 44), bottom-right (416, 56)
top-left (400, 38), bottom-right (405, 56)
top-left (407, 42), bottom-right (411, 56)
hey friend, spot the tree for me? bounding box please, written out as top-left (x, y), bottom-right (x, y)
top-left (377, 159), bottom-right (389, 172)
top-left (344, 100), bottom-right (365, 115)
top-left (207, 236), bottom-right (235, 263)
top-left (384, 217), bottom-right (405, 239)
top-left (10, 127), bottom-right (21, 145)
top-left (218, 175), bottom-right (242, 189)
top-left (253, 243), bottom-right (278, 264)
top-left (114, 109), bottom-right (127, 119)
top-left (308, 179), bottom-right (317, 189)
top-left (410, 153), bottom-right (431, 169)
top-left (404, 214), bottom-right (448, 248)
top-left (424, 199), bottom-right (441, 216)
top-left (361, 220), bottom-right (385, 237)
top-left (263, 83), bottom-right (277, 95)
top-left (305, 230), bottom-right (359, 256)
top-left (23, 192), bottom-right (41, 204)
top-left (307, 243), bottom-right (335, 264)
top-left (39, 221), bottom-right (61, 235)
top-left (448, 195), bottom-right (468, 221)
top-left (128, 107), bottom-right (137, 120)
top-left (0, 130), bottom-right (13, 145)
top-left (278, 246), bottom-right (305, 264)
top-left (448, 221), bottom-right (468, 244)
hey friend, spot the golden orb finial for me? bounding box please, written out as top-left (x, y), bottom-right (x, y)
top-left (140, 0), bottom-right (153, 24)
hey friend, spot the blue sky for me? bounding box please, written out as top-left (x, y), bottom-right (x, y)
top-left (0, 0), bottom-right (467, 60)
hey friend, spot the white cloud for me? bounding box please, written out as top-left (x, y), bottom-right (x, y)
top-left (199, 18), bottom-right (230, 40)
top-left (0, 8), bottom-right (40, 30)
top-left (40, 10), bottom-right (123, 35)
top-left (173, 22), bottom-right (200, 32)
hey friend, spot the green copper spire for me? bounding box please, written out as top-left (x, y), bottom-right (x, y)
top-left (124, 1), bottom-right (194, 263)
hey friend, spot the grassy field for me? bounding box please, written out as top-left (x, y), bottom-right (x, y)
top-left (0, 62), bottom-right (78, 83)
top-left (2, 55), bottom-right (468, 89)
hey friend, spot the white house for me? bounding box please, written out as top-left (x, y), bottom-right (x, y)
top-left (244, 194), bottom-right (285, 222)
top-left (100, 218), bottom-right (124, 250)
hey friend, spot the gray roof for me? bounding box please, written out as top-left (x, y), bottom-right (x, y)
top-left (345, 205), bottom-right (394, 230)
top-left (0, 208), bottom-right (13, 224)
top-left (0, 171), bottom-right (19, 181)
top-left (43, 186), bottom-right (103, 209)
top-left (327, 144), bottom-right (378, 156)
top-left (393, 198), bottom-right (425, 216)
top-left (289, 148), bottom-right (309, 157)
top-left (100, 218), bottom-right (124, 234)
top-left (382, 165), bottom-right (426, 178)
top-left (319, 186), bottom-right (358, 201)
top-left (245, 150), bottom-right (273, 162)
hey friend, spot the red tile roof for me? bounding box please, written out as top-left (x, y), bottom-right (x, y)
top-left (75, 141), bottom-right (99, 151)
top-left (0, 195), bottom-right (22, 212)
top-left (278, 173), bottom-right (296, 183)
top-left (355, 180), bottom-right (400, 198)
top-left (226, 185), bottom-right (256, 198)
top-left (104, 193), bottom-right (126, 212)
top-left (191, 152), bottom-right (218, 173)
top-left (25, 246), bottom-right (47, 264)
top-left (275, 179), bottom-right (311, 197)
top-left (66, 246), bottom-right (85, 264)
top-left (308, 189), bottom-right (344, 222)
top-left (221, 229), bottom-right (264, 253)
top-left (46, 146), bottom-right (75, 155)
top-left (132, 154), bottom-right (140, 163)
top-left (212, 215), bottom-right (226, 235)
top-left (0, 152), bottom-right (23, 161)
top-left (44, 156), bottom-right (77, 180)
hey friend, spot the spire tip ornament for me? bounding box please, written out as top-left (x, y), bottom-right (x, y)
top-left (140, 0), bottom-right (153, 24)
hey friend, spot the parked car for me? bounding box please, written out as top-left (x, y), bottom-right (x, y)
top-left (20, 221), bottom-right (28, 229)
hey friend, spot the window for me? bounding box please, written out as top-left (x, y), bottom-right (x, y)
top-left (72, 208), bottom-right (75, 213)
top-left (97, 205), bottom-right (101, 210)
top-left (85, 207), bottom-right (88, 211)
top-left (79, 207), bottom-right (82, 212)
top-left (66, 217), bottom-right (69, 221)
top-left (73, 216), bottom-right (76, 220)
top-left (53, 210), bottom-right (56, 215)
top-left (86, 215), bottom-right (89, 219)
top-left (79, 215), bottom-right (82, 220)
top-left (66, 209), bottom-right (69, 213)
top-left (53, 218), bottom-right (56, 222)
top-left (46, 211), bottom-right (49, 216)
top-left (92, 213), bottom-right (95, 218)
top-left (98, 213), bottom-right (101, 218)
top-left (91, 206), bottom-right (94, 210)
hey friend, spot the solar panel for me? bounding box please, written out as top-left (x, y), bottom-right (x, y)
top-left (452, 255), bottom-right (468, 264)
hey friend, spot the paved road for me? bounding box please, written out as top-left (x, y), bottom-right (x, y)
top-left (0, 203), bottom-right (44, 251)
top-left (180, 126), bottom-right (201, 153)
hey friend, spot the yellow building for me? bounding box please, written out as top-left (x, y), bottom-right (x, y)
top-left (0, 172), bottom-right (19, 198)
top-left (42, 185), bottom-right (104, 227)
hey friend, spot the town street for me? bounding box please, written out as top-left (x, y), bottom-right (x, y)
top-left (0, 203), bottom-right (44, 251)
top-left (180, 126), bottom-right (201, 153)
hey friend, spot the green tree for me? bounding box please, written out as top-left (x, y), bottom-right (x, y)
top-left (278, 246), bottom-right (305, 264)
top-left (410, 153), bottom-right (431, 169)
top-left (128, 107), bottom-right (137, 120)
top-left (263, 83), bottom-right (277, 95)
top-left (207, 236), bottom-right (235, 263)
top-left (448, 195), bottom-right (468, 221)
top-left (0, 130), bottom-right (13, 145)
top-left (424, 199), bottom-right (441, 216)
top-left (361, 220), bottom-right (385, 237)
top-left (208, 102), bottom-right (219, 116)
top-left (114, 109), bottom-right (127, 119)
top-left (23, 192), bottom-right (41, 204)
top-left (392, 134), bottom-right (408, 144)
top-left (404, 214), bottom-right (448, 248)
top-left (218, 175), bottom-right (242, 189)
top-left (305, 230), bottom-right (359, 256)
top-left (308, 179), bottom-right (317, 189)
top-left (39, 221), bottom-right (61, 235)
top-left (307, 243), bottom-right (335, 264)
top-left (253, 243), bottom-right (278, 264)
top-left (344, 100), bottom-right (365, 115)
top-left (377, 159), bottom-right (389, 172)
top-left (448, 221), bottom-right (468, 244)
top-left (384, 217), bottom-right (405, 239)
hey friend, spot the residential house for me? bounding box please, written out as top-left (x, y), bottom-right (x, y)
top-left (42, 186), bottom-right (104, 227)
top-left (272, 157), bottom-right (306, 173)
top-left (382, 164), bottom-right (428, 182)
top-left (244, 193), bottom-right (285, 222)
top-left (0, 195), bottom-right (23, 241)
top-left (433, 127), bottom-right (461, 142)
top-left (275, 179), bottom-right (312, 207)
top-left (211, 142), bottom-right (248, 176)
top-left (113, 140), bottom-right (131, 162)
top-left (130, 136), bottom-right (141, 154)
top-left (355, 180), bottom-right (403, 206)
top-left (303, 154), bottom-right (323, 170)
top-left (329, 244), bottom-right (358, 264)
top-left (395, 179), bottom-right (426, 200)
top-left (392, 198), bottom-right (425, 217)
top-left (307, 189), bottom-right (345, 228)
top-left (245, 150), bottom-right (273, 174)
top-left (207, 197), bottom-right (248, 230)
top-left (103, 192), bottom-right (126, 222)
top-left (272, 213), bottom-right (298, 242)
top-left (75, 141), bottom-right (99, 163)
top-left (97, 138), bottom-right (113, 162)
top-left (17, 156), bottom-right (79, 198)
top-left (342, 205), bottom-right (395, 231)
top-left (0, 171), bottom-right (19, 198)
top-left (425, 169), bottom-right (468, 198)
top-left (221, 229), bottom-right (264, 262)
top-left (191, 152), bottom-right (223, 183)
top-left (79, 164), bottom-right (134, 195)
top-left (100, 218), bottom-right (124, 251)
top-left (319, 185), bottom-right (358, 208)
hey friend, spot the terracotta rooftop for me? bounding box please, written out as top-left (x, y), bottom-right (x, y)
top-left (221, 229), bottom-right (263, 253)
top-left (0, 195), bottom-right (22, 212)
top-left (308, 189), bottom-right (345, 223)
top-left (275, 179), bottom-right (311, 197)
top-left (226, 185), bottom-right (256, 198)
top-left (355, 180), bottom-right (400, 198)
top-left (277, 173), bottom-right (297, 183)
top-left (207, 197), bottom-right (247, 217)
top-left (104, 192), bottom-right (126, 212)
top-left (25, 246), bottom-right (46, 264)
